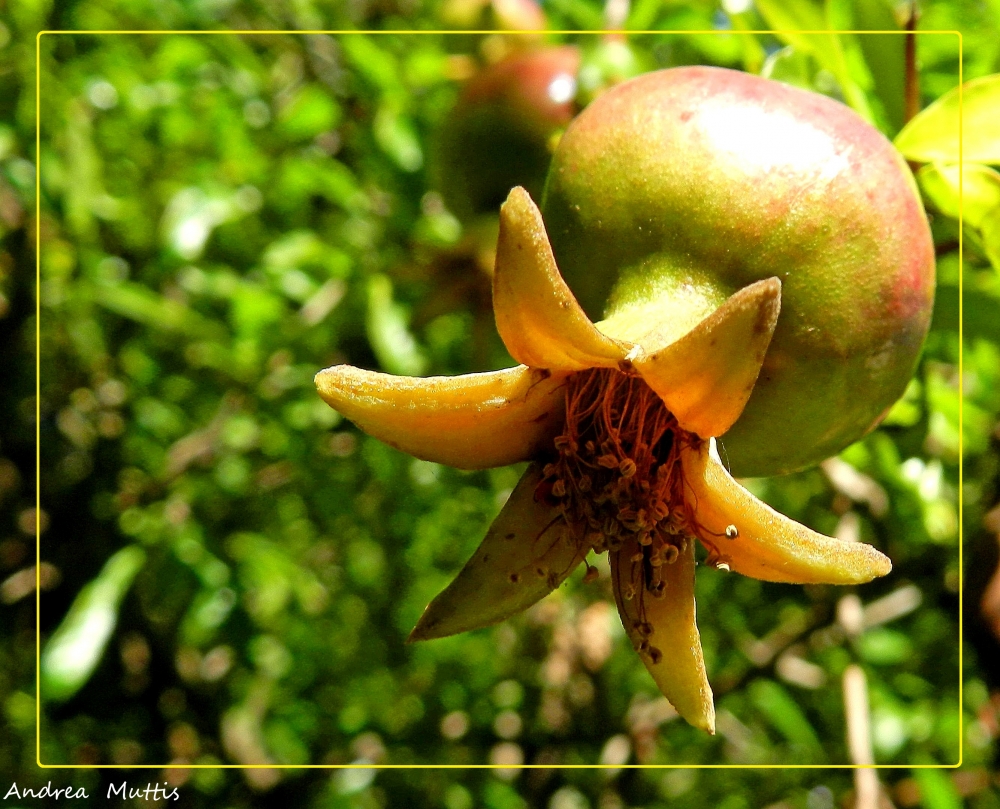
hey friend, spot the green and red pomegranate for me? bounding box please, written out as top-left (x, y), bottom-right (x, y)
top-left (543, 66), bottom-right (935, 476)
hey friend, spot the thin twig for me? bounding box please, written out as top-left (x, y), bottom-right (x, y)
top-left (844, 665), bottom-right (881, 809)
top-left (604, 0), bottom-right (629, 33)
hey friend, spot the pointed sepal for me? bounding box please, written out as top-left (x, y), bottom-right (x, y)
top-left (315, 364), bottom-right (566, 470)
top-left (634, 278), bottom-right (781, 439)
top-left (682, 439), bottom-right (892, 584)
top-left (611, 534), bottom-right (715, 733)
top-left (493, 186), bottom-right (631, 371)
top-left (409, 464), bottom-right (589, 641)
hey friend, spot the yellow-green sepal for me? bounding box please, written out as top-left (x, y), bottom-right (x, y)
top-left (409, 463), bottom-right (589, 641)
top-left (611, 534), bottom-right (715, 733)
top-left (315, 364), bottom-right (567, 470)
top-left (633, 278), bottom-right (781, 439)
top-left (494, 187), bottom-right (632, 371)
top-left (682, 439), bottom-right (892, 584)
top-left (409, 464), bottom-right (589, 641)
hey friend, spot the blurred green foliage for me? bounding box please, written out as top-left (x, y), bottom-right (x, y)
top-left (1, 0), bottom-right (999, 806)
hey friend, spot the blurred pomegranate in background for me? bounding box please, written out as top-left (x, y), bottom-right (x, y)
top-left (435, 45), bottom-right (580, 223)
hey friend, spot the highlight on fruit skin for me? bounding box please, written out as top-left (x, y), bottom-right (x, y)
top-left (316, 67), bottom-right (932, 735)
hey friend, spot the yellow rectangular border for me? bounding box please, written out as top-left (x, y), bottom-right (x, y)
top-left (35, 27), bottom-right (965, 771)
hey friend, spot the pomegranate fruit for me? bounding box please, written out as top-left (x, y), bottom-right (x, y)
top-left (542, 66), bottom-right (935, 476)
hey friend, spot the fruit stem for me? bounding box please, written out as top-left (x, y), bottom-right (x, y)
top-left (903, 0), bottom-right (920, 127)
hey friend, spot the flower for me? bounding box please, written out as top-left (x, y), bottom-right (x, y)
top-left (316, 187), bottom-right (891, 733)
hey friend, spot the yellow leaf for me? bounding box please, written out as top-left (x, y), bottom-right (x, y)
top-left (918, 162), bottom-right (1000, 229)
top-left (895, 74), bottom-right (1000, 164)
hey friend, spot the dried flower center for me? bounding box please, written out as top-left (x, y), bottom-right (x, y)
top-left (537, 367), bottom-right (734, 664)
top-left (539, 366), bottom-right (709, 559)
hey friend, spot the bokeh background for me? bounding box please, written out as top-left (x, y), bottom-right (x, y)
top-left (2, 0), bottom-right (1000, 805)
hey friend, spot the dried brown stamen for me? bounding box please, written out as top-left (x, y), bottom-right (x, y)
top-left (540, 368), bottom-right (698, 547)
top-left (539, 368), bottom-right (705, 655)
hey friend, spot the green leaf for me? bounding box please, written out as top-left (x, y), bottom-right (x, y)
top-left (161, 187), bottom-right (240, 260)
top-left (881, 377), bottom-right (921, 427)
top-left (754, 0), bottom-right (875, 123)
top-left (545, 0), bottom-right (603, 30)
top-left (230, 283), bottom-right (285, 338)
top-left (932, 284), bottom-right (1000, 343)
top-left (626, 0), bottom-right (661, 32)
top-left (88, 280), bottom-right (222, 338)
top-left (895, 74), bottom-right (1000, 164)
top-left (272, 157), bottom-right (367, 214)
top-left (851, 0), bottom-right (905, 132)
top-left (855, 628), bottom-right (913, 665)
top-left (341, 35), bottom-right (400, 93)
top-left (263, 230), bottom-right (353, 279)
top-left (728, 13), bottom-right (768, 74)
top-left (748, 680), bottom-right (826, 759)
top-left (41, 547), bottom-right (147, 702)
top-left (917, 162), bottom-right (1000, 228)
top-left (983, 209), bottom-right (1000, 271)
top-left (277, 85), bottom-right (342, 141)
top-left (761, 46), bottom-right (817, 92)
top-left (755, 0), bottom-right (826, 43)
top-left (912, 768), bottom-right (961, 809)
top-left (374, 104), bottom-right (423, 172)
top-left (180, 587), bottom-right (237, 646)
top-left (366, 274), bottom-right (428, 377)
